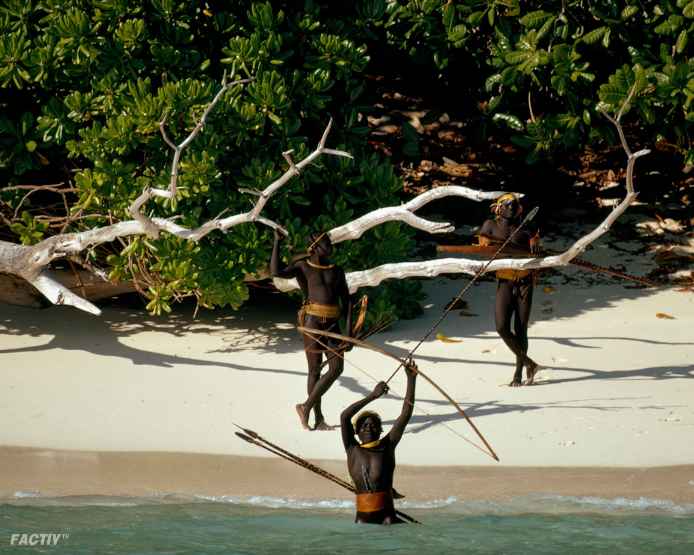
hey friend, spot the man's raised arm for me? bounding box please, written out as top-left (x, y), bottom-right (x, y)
top-left (270, 229), bottom-right (297, 279)
top-left (339, 269), bottom-right (353, 339)
top-left (387, 362), bottom-right (417, 447)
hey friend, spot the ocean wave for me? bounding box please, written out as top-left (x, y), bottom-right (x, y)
top-left (4, 492), bottom-right (693, 515)
top-left (538, 494), bottom-right (694, 515)
top-left (8, 493), bottom-right (143, 507)
top-left (13, 491), bottom-right (41, 498)
top-left (193, 494), bottom-right (458, 510)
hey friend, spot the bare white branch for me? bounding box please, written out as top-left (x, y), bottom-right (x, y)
top-left (31, 270), bottom-right (102, 315)
top-left (130, 76), bottom-right (254, 236)
top-left (328, 186), bottom-right (516, 244)
top-left (275, 108), bottom-right (649, 294)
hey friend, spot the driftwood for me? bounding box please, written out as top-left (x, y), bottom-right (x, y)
top-left (274, 87), bottom-right (649, 294)
top-left (327, 186), bottom-right (514, 244)
top-left (2, 76), bottom-right (647, 314)
top-left (0, 271), bottom-right (136, 308)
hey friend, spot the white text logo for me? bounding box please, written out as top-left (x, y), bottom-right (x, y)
top-left (10, 533), bottom-right (69, 547)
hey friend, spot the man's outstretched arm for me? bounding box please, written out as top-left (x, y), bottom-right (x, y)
top-left (387, 363), bottom-right (417, 447)
top-left (270, 229), bottom-right (298, 278)
top-left (340, 382), bottom-right (388, 450)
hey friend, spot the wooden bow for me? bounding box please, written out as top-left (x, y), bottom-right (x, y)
top-left (297, 326), bottom-right (500, 461)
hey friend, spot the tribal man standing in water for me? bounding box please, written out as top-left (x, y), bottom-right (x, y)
top-left (271, 230), bottom-right (353, 430)
top-left (340, 362), bottom-right (417, 524)
top-left (477, 193), bottom-right (541, 386)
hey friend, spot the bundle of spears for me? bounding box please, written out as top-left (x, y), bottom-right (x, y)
top-left (234, 424), bottom-right (420, 524)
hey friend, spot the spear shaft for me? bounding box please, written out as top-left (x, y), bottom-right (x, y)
top-left (235, 432), bottom-right (354, 491)
top-left (235, 424), bottom-right (354, 490)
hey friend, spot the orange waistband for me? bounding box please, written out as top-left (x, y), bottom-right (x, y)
top-left (496, 269), bottom-right (531, 281)
top-left (356, 491), bottom-right (391, 513)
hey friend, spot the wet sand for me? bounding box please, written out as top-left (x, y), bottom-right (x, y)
top-left (2, 447), bottom-right (694, 504)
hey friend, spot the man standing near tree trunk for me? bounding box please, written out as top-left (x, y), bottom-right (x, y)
top-left (477, 193), bottom-right (541, 386)
top-left (271, 229), bottom-right (353, 430)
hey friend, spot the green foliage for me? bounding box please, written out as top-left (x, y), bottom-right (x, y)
top-left (0, 1), bottom-right (422, 320)
top-left (369, 1), bottom-right (692, 164)
top-left (9, 211), bottom-right (48, 245)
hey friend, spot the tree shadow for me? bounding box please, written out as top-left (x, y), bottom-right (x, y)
top-left (0, 301), bottom-right (304, 377)
top-left (380, 395), bottom-right (686, 435)
top-left (535, 363), bottom-right (694, 385)
top-left (463, 334), bottom-right (694, 349)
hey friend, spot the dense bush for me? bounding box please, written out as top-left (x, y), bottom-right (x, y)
top-left (0, 0), bottom-right (422, 321)
top-left (373, 0), bottom-right (692, 163)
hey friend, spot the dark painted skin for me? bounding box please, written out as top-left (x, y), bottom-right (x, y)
top-left (340, 364), bottom-right (417, 524)
top-left (271, 230), bottom-right (352, 430)
top-left (478, 197), bottom-right (540, 386)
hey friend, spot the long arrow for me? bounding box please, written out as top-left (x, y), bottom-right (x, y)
top-left (234, 424), bottom-right (420, 524)
top-left (436, 244), bottom-right (658, 287)
top-left (298, 326), bottom-right (500, 462)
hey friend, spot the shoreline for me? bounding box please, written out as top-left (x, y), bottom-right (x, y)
top-left (3, 447), bottom-right (694, 504)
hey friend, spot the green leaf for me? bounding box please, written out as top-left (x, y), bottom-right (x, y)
top-left (676, 29), bottom-right (689, 53)
top-left (267, 111), bottom-right (281, 125)
top-left (621, 6), bottom-right (639, 19)
top-left (582, 26), bottom-right (608, 44)
top-left (602, 28), bottom-right (611, 48)
top-left (519, 10), bottom-right (553, 28)
top-left (485, 73), bottom-right (502, 92)
top-left (582, 109), bottom-right (591, 125)
top-left (492, 113), bottom-right (524, 131)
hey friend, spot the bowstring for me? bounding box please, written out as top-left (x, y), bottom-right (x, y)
top-left (306, 331), bottom-right (493, 458)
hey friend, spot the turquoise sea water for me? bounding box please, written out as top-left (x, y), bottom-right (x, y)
top-left (2, 494), bottom-right (694, 554)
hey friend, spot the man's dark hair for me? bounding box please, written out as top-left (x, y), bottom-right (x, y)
top-left (354, 410), bottom-right (381, 432)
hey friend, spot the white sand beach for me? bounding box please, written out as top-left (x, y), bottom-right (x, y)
top-left (1, 250), bottom-right (693, 501)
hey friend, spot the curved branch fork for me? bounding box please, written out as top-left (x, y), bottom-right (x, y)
top-left (130, 74), bottom-right (254, 238)
top-left (328, 186), bottom-right (513, 244)
top-left (1, 116), bottom-right (351, 314)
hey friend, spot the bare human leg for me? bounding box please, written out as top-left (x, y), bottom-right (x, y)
top-left (496, 280), bottom-right (538, 386)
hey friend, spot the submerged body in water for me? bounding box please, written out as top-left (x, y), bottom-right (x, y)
top-left (341, 365), bottom-right (418, 525)
top-left (2, 494), bottom-right (694, 554)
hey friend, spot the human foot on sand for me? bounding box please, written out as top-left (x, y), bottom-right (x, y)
top-left (295, 404), bottom-right (311, 430)
top-left (314, 419), bottom-right (332, 431)
top-left (525, 361), bottom-right (541, 385)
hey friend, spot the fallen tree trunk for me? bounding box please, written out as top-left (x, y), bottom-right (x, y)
top-left (0, 271), bottom-right (136, 308)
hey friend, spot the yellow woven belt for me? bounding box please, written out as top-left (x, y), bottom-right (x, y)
top-left (496, 269), bottom-right (531, 281)
top-left (303, 302), bottom-right (341, 319)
